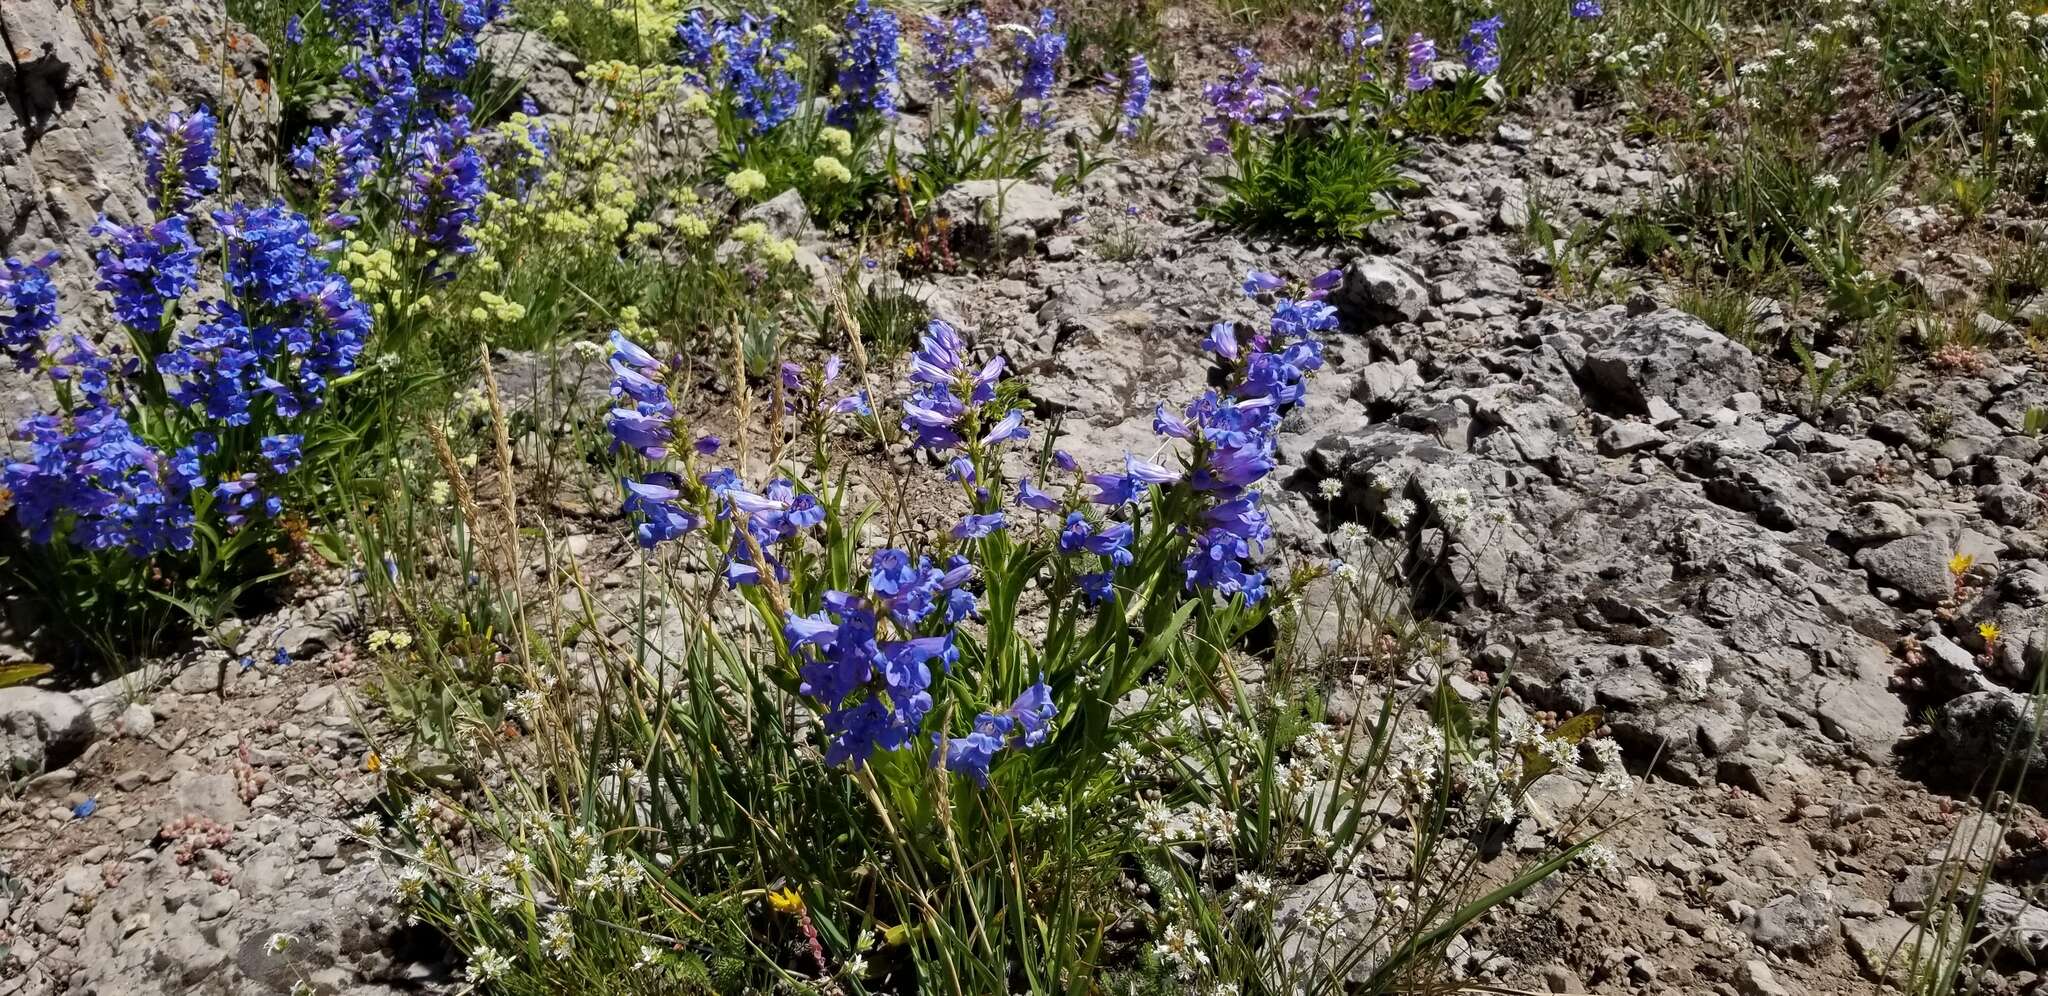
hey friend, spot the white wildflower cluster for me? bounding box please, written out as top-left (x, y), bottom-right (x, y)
top-left (1292, 724), bottom-right (1348, 774)
top-left (1019, 799), bottom-right (1064, 824)
top-left (1316, 477), bottom-right (1344, 500)
top-left (1182, 802), bottom-right (1238, 846)
top-left (1234, 873), bottom-right (1276, 911)
top-left (465, 945), bottom-right (514, 982)
top-left (572, 850), bottom-right (647, 897)
top-left (542, 910), bottom-right (575, 961)
top-left (1382, 498), bottom-right (1416, 529)
top-left (1421, 483), bottom-right (1474, 530)
top-left (1104, 741), bottom-right (1150, 780)
top-left (1576, 842), bottom-right (1622, 877)
top-left (1589, 738), bottom-right (1632, 793)
top-left (1137, 803), bottom-right (1186, 846)
top-left (1387, 725), bottom-right (1447, 791)
top-left (1156, 923), bottom-right (1211, 977)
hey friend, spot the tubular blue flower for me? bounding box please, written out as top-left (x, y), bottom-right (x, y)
top-left (1015, 478), bottom-right (1060, 511)
top-left (677, 11), bottom-right (802, 133)
top-left (606, 406), bottom-right (673, 459)
top-left (138, 107), bottom-right (220, 216)
top-left (0, 253), bottom-right (62, 371)
top-left (1460, 16), bottom-right (1504, 75)
top-left (4, 403), bottom-right (196, 555)
top-left (1203, 321), bottom-right (1240, 360)
top-left (1077, 570), bottom-right (1114, 604)
top-left (1182, 526), bottom-right (1267, 602)
top-left (1053, 449), bottom-right (1078, 471)
top-left (1082, 520), bottom-right (1133, 566)
top-left (932, 713), bottom-right (1010, 785)
top-left (1119, 53), bottom-right (1152, 134)
top-left (157, 203), bottom-right (369, 426)
top-left (622, 474), bottom-right (701, 548)
top-left (1153, 403), bottom-right (1194, 439)
top-left (1057, 511), bottom-right (1091, 553)
top-left (1242, 271), bottom-right (1286, 295)
top-left (1406, 33), bottom-right (1437, 91)
top-left (1122, 454), bottom-right (1180, 486)
top-left (91, 218), bottom-right (200, 334)
top-left (1006, 679), bottom-right (1056, 747)
top-left (831, 0), bottom-right (900, 125)
top-left (952, 511), bottom-right (1006, 539)
top-left (260, 434), bottom-right (304, 474)
top-left (1571, 0), bottom-right (1603, 17)
top-left (397, 116), bottom-right (488, 274)
top-left (982, 408), bottom-right (1028, 445)
top-left (1308, 267), bottom-right (1345, 300)
top-left (214, 473), bottom-right (279, 530)
top-left (920, 8), bottom-right (990, 93)
top-left (1087, 469), bottom-right (1144, 506)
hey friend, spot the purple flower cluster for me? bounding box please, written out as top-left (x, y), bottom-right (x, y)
top-left (6, 402), bottom-right (201, 555)
top-left (138, 108), bottom-right (220, 216)
top-left (932, 679), bottom-right (1054, 785)
top-left (91, 217), bottom-right (200, 335)
top-left (3, 106), bottom-right (373, 564)
top-left (1572, 0), bottom-right (1602, 16)
top-left (608, 331), bottom-right (678, 462)
top-left (1154, 273), bottom-right (1338, 603)
top-left (160, 203), bottom-right (370, 426)
top-left (397, 111), bottom-right (487, 273)
top-left (1202, 47), bottom-right (1316, 147)
top-left (899, 320), bottom-right (1005, 452)
top-left (1011, 9), bottom-right (1067, 104)
top-left (1338, 0), bottom-right (1386, 78)
top-left (830, 0), bottom-right (900, 126)
top-left (784, 550), bottom-right (977, 767)
top-left (676, 10), bottom-right (803, 134)
top-left (290, 0), bottom-right (502, 241)
top-left (1, 253), bottom-right (62, 371)
top-left (1461, 15), bottom-right (1504, 76)
top-left (1119, 53), bottom-right (1153, 135)
top-left (919, 9), bottom-right (990, 94)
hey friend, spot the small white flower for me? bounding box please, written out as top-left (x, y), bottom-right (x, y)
top-left (467, 945), bottom-right (513, 981)
top-left (542, 910), bottom-right (575, 960)
top-left (1812, 172), bottom-right (1841, 189)
top-left (266, 932), bottom-right (296, 954)
top-left (1316, 477), bottom-right (1344, 500)
top-left (1383, 498), bottom-right (1416, 529)
top-left (1156, 923), bottom-right (1211, 976)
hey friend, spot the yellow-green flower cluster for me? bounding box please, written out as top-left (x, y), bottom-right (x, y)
top-left (813, 156), bottom-right (852, 184)
top-left (469, 291), bottom-right (528, 324)
top-left (733, 222), bottom-right (799, 265)
top-left (819, 127), bottom-right (854, 158)
top-left (725, 169), bottom-right (769, 198)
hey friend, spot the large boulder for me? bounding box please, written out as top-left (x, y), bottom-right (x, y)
top-left (0, 686), bottom-right (94, 775)
top-left (934, 179), bottom-right (1072, 258)
top-left (1575, 307), bottom-right (1763, 418)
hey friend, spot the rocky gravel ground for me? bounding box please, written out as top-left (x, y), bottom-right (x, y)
top-left (8, 5), bottom-right (2048, 996)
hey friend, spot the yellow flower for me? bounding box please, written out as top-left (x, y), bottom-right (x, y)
top-left (731, 221), bottom-right (769, 245)
top-left (548, 9), bottom-right (570, 31)
top-left (760, 238), bottom-right (798, 266)
top-left (813, 155), bottom-right (852, 184)
top-left (724, 168), bottom-right (769, 198)
top-left (1980, 621), bottom-right (2002, 643)
top-left (766, 887), bottom-right (804, 914)
top-left (1948, 552), bottom-right (1976, 577)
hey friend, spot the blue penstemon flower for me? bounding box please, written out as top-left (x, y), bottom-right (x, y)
top-left (831, 0), bottom-right (901, 126)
